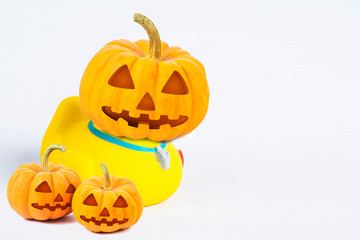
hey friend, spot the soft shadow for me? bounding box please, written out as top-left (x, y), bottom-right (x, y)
top-left (90, 227), bottom-right (132, 234)
top-left (25, 214), bottom-right (77, 224)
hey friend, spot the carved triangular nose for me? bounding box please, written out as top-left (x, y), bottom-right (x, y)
top-left (99, 207), bottom-right (110, 217)
top-left (136, 92), bottom-right (155, 111)
top-left (54, 194), bottom-right (63, 202)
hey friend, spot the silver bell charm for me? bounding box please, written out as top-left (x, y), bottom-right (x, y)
top-left (155, 145), bottom-right (170, 170)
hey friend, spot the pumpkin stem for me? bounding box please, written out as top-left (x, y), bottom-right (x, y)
top-left (41, 144), bottom-right (66, 173)
top-left (134, 13), bottom-right (162, 61)
top-left (100, 163), bottom-right (111, 190)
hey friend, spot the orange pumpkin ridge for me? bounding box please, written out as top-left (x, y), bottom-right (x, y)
top-left (79, 13), bottom-right (209, 141)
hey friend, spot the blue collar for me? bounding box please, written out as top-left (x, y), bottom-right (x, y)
top-left (88, 121), bottom-right (167, 152)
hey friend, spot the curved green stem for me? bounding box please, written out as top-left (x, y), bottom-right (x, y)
top-left (41, 144), bottom-right (66, 172)
top-left (134, 13), bottom-right (162, 61)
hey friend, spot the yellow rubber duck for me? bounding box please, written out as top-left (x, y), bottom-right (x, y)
top-left (41, 97), bottom-right (183, 206)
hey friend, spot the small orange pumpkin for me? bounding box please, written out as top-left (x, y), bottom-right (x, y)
top-left (72, 163), bottom-right (143, 232)
top-left (7, 144), bottom-right (82, 220)
top-left (79, 13), bottom-right (210, 141)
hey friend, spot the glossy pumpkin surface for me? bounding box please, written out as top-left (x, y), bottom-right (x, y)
top-left (79, 13), bottom-right (209, 141)
top-left (72, 163), bottom-right (143, 232)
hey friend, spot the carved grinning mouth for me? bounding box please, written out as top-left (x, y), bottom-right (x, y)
top-left (102, 106), bottom-right (188, 129)
top-left (31, 203), bottom-right (71, 211)
top-left (80, 215), bottom-right (129, 226)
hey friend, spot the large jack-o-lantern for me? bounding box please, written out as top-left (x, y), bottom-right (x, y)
top-left (79, 13), bottom-right (210, 141)
top-left (7, 145), bottom-right (82, 220)
top-left (72, 163), bottom-right (143, 232)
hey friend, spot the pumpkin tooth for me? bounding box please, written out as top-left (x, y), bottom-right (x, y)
top-left (117, 118), bottom-right (129, 128)
top-left (156, 124), bottom-right (171, 137)
top-left (151, 124), bottom-right (172, 140)
top-left (120, 118), bottom-right (135, 138)
top-left (78, 216), bottom-right (130, 226)
top-left (149, 112), bottom-right (160, 120)
top-left (136, 123), bottom-right (150, 138)
top-left (129, 110), bottom-right (141, 118)
top-left (138, 122), bottom-right (149, 129)
top-left (159, 124), bottom-right (171, 130)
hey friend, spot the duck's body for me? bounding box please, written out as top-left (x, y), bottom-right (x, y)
top-left (41, 97), bottom-right (183, 206)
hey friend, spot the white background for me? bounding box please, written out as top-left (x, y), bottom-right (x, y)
top-left (1, 0), bottom-right (360, 239)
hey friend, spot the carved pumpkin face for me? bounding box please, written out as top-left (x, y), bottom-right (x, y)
top-left (28, 172), bottom-right (77, 219)
top-left (79, 14), bottom-right (209, 141)
top-left (7, 145), bottom-right (82, 220)
top-left (72, 164), bottom-right (143, 232)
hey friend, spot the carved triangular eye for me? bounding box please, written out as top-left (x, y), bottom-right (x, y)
top-left (35, 181), bottom-right (52, 193)
top-left (83, 194), bottom-right (98, 206)
top-left (161, 71), bottom-right (189, 95)
top-left (65, 184), bottom-right (76, 193)
top-left (113, 195), bottom-right (128, 208)
top-left (108, 65), bottom-right (135, 89)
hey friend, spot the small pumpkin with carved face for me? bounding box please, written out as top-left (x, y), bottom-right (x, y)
top-left (80, 13), bottom-right (210, 141)
top-left (7, 145), bottom-right (82, 220)
top-left (72, 163), bottom-right (143, 232)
